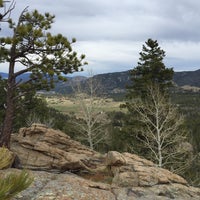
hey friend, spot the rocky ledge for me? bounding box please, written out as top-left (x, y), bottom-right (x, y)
top-left (3, 124), bottom-right (199, 199)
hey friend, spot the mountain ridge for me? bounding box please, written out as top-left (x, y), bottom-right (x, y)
top-left (90, 69), bottom-right (200, 94)
top-left (1, 69), bottom-right (200, 94)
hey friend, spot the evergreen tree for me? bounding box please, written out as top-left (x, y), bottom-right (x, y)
top-left (120, 39), bottom-right (190, 172)
top-left (0, 76), bottom-right (6, 128)
top-left (0, 0), bottom-right (15, 23)
top-left (127, 38), bottom-right (174, 99)
top-left (0, 7), bottom-right (86, 148)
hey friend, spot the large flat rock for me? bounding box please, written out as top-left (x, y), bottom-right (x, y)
top-left (0, 169), bottom-right (197, 200)
top-left (7, 124), bottom-right (200, 199)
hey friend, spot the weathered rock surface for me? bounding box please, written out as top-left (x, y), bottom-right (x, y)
top-left (11, 124), bottom-right (104, 172)
top-left (7, 124), bottom-right (200, 199)
top-left (106, 151), bottom-right (187, 187)
top-left (0, 168), bottom-right (197, 200)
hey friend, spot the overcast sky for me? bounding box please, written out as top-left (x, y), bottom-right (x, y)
top-left (1, 0), bottom-right (200, 75)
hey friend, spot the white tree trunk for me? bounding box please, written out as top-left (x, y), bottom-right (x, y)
top-left (131, 84), bottom-right (188, 172)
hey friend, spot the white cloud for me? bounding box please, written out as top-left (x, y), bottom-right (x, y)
top-left (163, 41), bottom-right (200, 71)
top-left (73, 40), bottom-right (142, 73)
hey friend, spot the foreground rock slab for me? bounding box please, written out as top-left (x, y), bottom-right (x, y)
top-left (8, 124), bottom-right (200, 199)
top-left (0, 169), bottom-right (197, 200)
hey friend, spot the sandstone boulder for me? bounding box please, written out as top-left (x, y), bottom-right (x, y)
top-left (106, 151), bottom-right (187, 187)
top-left (8, 124), bottom-right (200, 199)
top-left (11, 124), bottom-right (104, 172)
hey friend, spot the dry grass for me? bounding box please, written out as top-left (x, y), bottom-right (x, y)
top-left (181, 85), bottom-right (200, 92)
top-left (46, 96), bottom-right (123, 114)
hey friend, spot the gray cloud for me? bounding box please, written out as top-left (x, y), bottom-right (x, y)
top-left (1, 0), bottom-right (200, 73)
top-left (12, 0), bottom-right (200, 42)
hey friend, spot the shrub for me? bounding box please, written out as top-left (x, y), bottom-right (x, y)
top-left (0, 147), bottom-right (33, 200)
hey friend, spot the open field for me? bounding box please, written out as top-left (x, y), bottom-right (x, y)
top-left (46, 96), bottom-right (124, 115)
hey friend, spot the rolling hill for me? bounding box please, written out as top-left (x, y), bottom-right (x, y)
top-left (1, 69), bottom-right (200, 95)
top-left (173, 69), bottom-right (200, 87)
top-left (89, 69), bottom-right (200, 94)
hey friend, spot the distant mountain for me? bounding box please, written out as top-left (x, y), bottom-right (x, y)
top-left (0, 72), bottom-right (8, 79)
top-left (92, 69), bottom-right (200, 94)
top-left (0, 72), bottom-right (87, 94)
top-left (173, 69), bottom-right (200, 87)
top-left (0, 72), bottom-right (32, 81)
top-left (92, 71), bottom-right (131, 94)
top-left (54, 76), bottom-right (87, 94)
top-left (1, 69), bottom-right (200, 94)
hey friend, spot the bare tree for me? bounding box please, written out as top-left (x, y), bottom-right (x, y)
top-left (129, 84), bottom-right (191, 173)
top-left (71, 71), bottom-right (110, 150)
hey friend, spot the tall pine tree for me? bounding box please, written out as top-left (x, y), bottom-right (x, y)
top-left (121, 38), bottom-right (176, 162)
top-left (0, 8), bottom-right (86, 148)
top-left (127, 38), bottom-right (174, 99)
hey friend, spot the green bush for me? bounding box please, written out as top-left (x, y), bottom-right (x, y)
top-left (0, 170), bottom-right (33, 200)
top-left (0, 147), bottom-right (33, 200)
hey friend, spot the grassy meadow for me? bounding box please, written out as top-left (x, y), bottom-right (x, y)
top-left (46, 96), bottom-right (124, 115)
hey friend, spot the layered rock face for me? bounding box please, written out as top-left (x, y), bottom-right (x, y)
top-left (8, 124), bottom-right (200, 199)
top-left (11, 123), bottom-right (101, 172)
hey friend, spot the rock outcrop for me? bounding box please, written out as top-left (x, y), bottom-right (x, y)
top-left (0, 168), bottom-right (196, 200)
top-left (106, 151), bottom-right (187, 187)
top-left (7, 124), bottom-right (200, 199)
top-left (11, 123), bottom-right (104, 172)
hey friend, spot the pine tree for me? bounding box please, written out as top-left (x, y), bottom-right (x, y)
top-left (127, 38), bottom-right (174, 99)
top-left (0, 8), bottom-right (86, 148)
top-left (0, 0), bottom-right (15, 23)
top-left (120, 39), bottom-right (189, 172)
